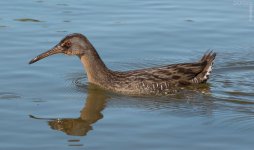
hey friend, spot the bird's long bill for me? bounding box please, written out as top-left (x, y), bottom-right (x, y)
top-left (29, 45), bottom-right (63, 64)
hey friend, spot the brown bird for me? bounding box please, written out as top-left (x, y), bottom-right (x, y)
top-left (29, 33), bottom-right (216, 96)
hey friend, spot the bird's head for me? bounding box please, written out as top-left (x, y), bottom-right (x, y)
top-left (29, 33), bottom-right (93, 64)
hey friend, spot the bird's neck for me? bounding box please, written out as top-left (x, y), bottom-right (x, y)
top-left (79, 48), bottom-right (112, 85)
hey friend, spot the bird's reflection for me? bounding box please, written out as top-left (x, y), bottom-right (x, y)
top-left (30, 84), bottom-right (108, 136)
top-left (29, 68), bottom-right (254, 137)
top-left (30, 82), bottom-right (215, 136)
top-left (49, 87), bottom-right (107, 136)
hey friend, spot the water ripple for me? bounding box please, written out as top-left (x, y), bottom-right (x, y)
top-left (14, 18), bottom-right (42, 22)
top-left (0, 92), bottom-right (21, 100)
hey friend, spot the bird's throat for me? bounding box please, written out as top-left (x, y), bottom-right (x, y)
top-left (79, 51), bottom-right (111, 86)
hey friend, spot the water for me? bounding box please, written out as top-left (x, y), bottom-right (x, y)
top-left (1, 0), bottom-right (254, 149)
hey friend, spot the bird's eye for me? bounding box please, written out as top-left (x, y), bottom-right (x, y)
top-left (64, 41), bottom-right (72, 48)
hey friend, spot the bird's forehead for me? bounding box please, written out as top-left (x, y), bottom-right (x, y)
top-left (60, 34), bottom-right (85, 43)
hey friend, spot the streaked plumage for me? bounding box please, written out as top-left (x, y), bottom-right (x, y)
top-left (29, 33), bottom-right (216, 96)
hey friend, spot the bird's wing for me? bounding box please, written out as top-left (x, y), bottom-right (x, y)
top-left (127, 52), bottom-right (216, 84)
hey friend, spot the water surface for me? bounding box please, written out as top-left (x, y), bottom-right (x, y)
top-left (0, 0), bottom-right (254, 149)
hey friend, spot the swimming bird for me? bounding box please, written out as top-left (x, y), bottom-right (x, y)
top-left (29, 33), bottom-right (216, 95)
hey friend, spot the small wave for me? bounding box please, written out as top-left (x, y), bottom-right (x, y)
top-left (14, 18), bottom-right (42, 22)
top-left (214, 65), bottom-right (254, 73)
top-left (225, 91), bottom-right (254, 98)
top-left (0, 92), bottom-right (21, 100)
top-left (212, 111), bottom-right (254, 131)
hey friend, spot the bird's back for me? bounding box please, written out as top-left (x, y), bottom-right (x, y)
top-left (108, 52), bottom-right (216, 95)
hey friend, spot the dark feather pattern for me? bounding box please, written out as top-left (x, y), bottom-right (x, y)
top-left (29, 33), bottom-right (216, 96)
top-left (103, 51), bottom-right (216, 95)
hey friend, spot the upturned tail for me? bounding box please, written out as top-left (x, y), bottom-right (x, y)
top-left (192, 51), bottom-right (216, 83)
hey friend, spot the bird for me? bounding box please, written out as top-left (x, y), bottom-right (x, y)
top-left (29, 33), bottom-right (216, 96)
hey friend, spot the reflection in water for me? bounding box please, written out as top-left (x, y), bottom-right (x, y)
top-left (30, 84), bottom-right (108, 136)
top-left (29, 69), bottom-right (254, 136)
top-left (48, 89), bottom-right (104, 136)
top-left (29, 80), bottom-right (215, 136)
